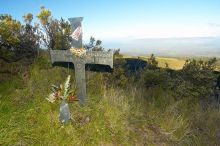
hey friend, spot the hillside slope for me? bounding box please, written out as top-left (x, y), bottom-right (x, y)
top-left (0, 57), bottom-right (220, 145)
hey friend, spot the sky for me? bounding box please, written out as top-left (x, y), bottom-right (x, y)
top-left (1, 0), bottom-right (220, 42)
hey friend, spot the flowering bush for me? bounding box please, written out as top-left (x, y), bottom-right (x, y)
top-left (46, 75), bottom-right (77, 103)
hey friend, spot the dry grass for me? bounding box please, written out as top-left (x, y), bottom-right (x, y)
top-left (122, 54), bottom-right (220, 71)
top-left (122, 54), bottom-right (186, 70)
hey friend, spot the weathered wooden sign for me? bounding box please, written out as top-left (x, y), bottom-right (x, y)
top-left (50, 17), bottom-right (113, 105)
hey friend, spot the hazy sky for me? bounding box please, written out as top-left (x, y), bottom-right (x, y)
top-left (1, 0), bottom-right (220, 41)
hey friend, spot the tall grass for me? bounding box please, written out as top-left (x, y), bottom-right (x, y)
top-left (0, 57), bottom-right (220, 145)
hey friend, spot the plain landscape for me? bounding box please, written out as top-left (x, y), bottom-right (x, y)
top-left (104, 37), bottom-right (220, 58)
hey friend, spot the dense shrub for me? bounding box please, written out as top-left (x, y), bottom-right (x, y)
top-left (104, 61), bottom-right (128, 88)
top-left (0, 14), bottom-right (40, 63)
top-left (173, 59), bottom-right (218, 100)
top-left (140, 69), bottom-right (171, 89)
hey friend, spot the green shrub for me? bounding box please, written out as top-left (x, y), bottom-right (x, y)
top-left (173, 59), bottom-right (218, 100)
top-left (140, 69), bottom-right (171, 89)
top-left (32, 52), bottom-right (51, 70)
top-left (104, 57), bottom-right (129, 88)
top-left (147, 54), bottom-right (158, 70)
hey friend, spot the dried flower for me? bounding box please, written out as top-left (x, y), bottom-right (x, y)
top-left (70, 47), bottom-right (86, 57)
top-left (68, 95), bottom-right (76, 102)
top-left (46, 93), bottom-right (56, 103)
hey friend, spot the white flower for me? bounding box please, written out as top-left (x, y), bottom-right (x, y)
top-left (46, 93), bottom-right (56, 103)
top-left (63, 75), bottom-right (71, 99)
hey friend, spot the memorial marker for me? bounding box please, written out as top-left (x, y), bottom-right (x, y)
top-left (50, 17), bottom-right (113, 105)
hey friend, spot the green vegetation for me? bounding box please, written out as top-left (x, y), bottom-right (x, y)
top-left (1, 7), bottom-right (220, 146)
top-left (0, 14), bottom-right (40, 63)
top-left (0, 52), bottom-right (220, 145)
top-left (37, 6), bottom-right (72, 50)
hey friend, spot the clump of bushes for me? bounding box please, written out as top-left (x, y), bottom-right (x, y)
top-left (103, 50), bottom-right (128, 88)
top-left (137, 54), bottom-right (219, 102)
top-left (141, 69), bottom-right (170, 89)
top-left (173, 58), bottom-right (218, 101)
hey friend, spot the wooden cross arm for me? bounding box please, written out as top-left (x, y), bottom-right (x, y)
top-left (50, 50), bottom-right (113, 68)
top-left (50, 50), bottom-right (75, 63)
top-left (85, 51), bottom-right (113, 68)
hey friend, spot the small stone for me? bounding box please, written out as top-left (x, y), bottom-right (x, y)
top-left (85, 116), bottom-right (90, 123)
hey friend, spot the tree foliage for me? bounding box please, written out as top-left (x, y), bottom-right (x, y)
top-left (113, 48), bottom-right (122, 58)
top-left (84, 36), bottom-right (104, 51)
top-left (23, 13), bottom-right (33, 24)
top-left (0, 14), bottom-right (40, 63)
top-left (37, 6), bottom-right (71, 50)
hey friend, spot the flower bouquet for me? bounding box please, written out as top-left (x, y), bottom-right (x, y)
top-left (46, 75), bottom-right (77, 123)
top-left (70, 47), bottom-right (86, 58)
top-left (46, 75), bottom-right (77, 103)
